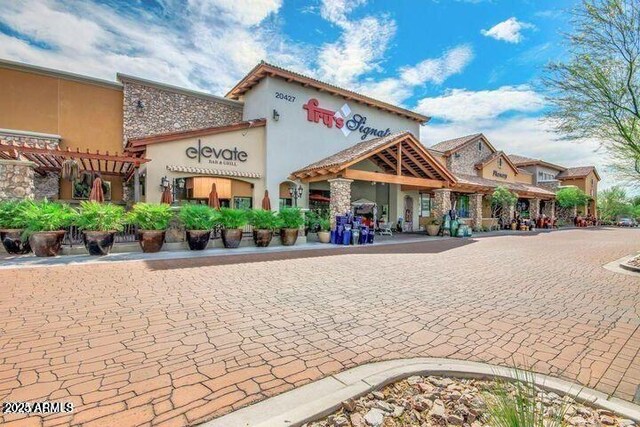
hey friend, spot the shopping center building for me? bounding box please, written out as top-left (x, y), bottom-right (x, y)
top-left (0, 58), bottom-right (599, 230)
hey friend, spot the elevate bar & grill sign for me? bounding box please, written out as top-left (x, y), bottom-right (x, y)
top-left (185, 139), bottom-right (248, 165)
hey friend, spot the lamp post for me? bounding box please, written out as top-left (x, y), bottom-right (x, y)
top-left (173, 178), bottom-right (185, 203)
top-left (289, 185), bottom-right (303, 207)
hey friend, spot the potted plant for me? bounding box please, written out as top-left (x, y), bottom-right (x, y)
top-left (22, 200), bottom-right (77, 257)
top-left (76, 201), bottom-right (125, 255)
top-left (0, 200), bottom-right (31, 254)
top-left (278, 207), bottom-right (304, 246)
top-left (126, 203), bottom-right (173, 253)
top-left (217, 208), bottom-right (248, 248)
top-left (179, 204), bottom-right (218, 250)
top-left (249, 209), bottom-right (278, 247)
top-left (426, 217), bottom-right (440, 236)
top-left (317, 217), bottom-right (331, 243)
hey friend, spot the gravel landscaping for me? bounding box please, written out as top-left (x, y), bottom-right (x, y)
top-left (305, 375), bottom-right (638, 427)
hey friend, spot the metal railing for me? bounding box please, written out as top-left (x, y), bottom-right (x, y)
top-left (63, 224), bottom-right (139, 247)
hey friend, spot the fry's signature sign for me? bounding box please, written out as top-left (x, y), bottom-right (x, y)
top-left (303, 98), bottom-right (392, 141)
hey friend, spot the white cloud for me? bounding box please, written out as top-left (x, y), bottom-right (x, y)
top-left (357, 45), bottom-right (474, 105)
top-left (187, 0), bottom-right (282, 26)
top-left (415, 85), bottom-right (545, 121)
top-left (481, 17), bottom-right (535, 44)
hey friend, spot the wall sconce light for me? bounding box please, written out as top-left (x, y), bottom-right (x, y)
top-left (160, 176), bottom-right (170, 188)
top-left (136, 100), bottom-right (145, 110)
top-left (272, 109), bottom-right (280, 121)
top-left (176, 178), bottom-right (185, 189)
top-left (288, 185), bottom-right (303, 205)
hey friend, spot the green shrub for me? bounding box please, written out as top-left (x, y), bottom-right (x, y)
top-left (179, 203), bottom-right (218, 230)
top-left (22, 200), bottom-right (77, 235)
top-left (76, 201), bottom-right (125, 232)
top-left (249, 209), bottom-right (279, 230)
top-left (485, 367), bottom-right (568, 427)
top-left (217, 208), bottom-right (248, 229)
top-left (0, 200), bottom-right (30, 229)
top-left (317, 218), bottom-right (331, 232)
top-left (278, 207), bottom-right (304, 229)
top-left (126, 203), bottom-right (173, 230)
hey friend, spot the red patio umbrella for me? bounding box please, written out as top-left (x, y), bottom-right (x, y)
top-left (89, 176), bottom-right (105, 202)
top-left (160, 186), bottom-right (173, 204)
top-left (261, 189), bottom-right (271, 210)
top-left (208, 183), bottom-right (220, 209)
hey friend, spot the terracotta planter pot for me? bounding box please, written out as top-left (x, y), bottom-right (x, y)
top-left (29, 230), bottom-right (65, 257)
top-left (426, 224), bottom-right (440, 237)
top-left (317, 231), bottom-right (331, 243)
top-left (221, 228), bottom-right (243, 248)
top-left (253, 229), bottom-right (273, 247)
top-left (280, 228), bottom-right (299, 246)
top-left (138, 230), bottom-right (165, 253)
top-left (186, 230), bottom-right (211, 251)
top-left (83, 231), bottom-right (116, 256)
top-left (0, 229), bottom-right (31, 254)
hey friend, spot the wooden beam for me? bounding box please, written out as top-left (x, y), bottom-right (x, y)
top-left (396, 143), bottom-right (402, 175)
top-left (402, 147), bottom-right (437, 179)
top-left (342, 169), bottom-right (445, 188)
top-left (298, 173), bottom-right (340, 183)
top-left (371, 153), bottom-right (397, 173)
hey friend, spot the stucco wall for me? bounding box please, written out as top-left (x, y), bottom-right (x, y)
top-left (239, 77), bottom-right (421, 210)
top-left (122, 80), bottom-right (244, 143)
top-left (479, 155), bottom-right (519, 182)
top-left (144, 126), bottom-right (265, 203)
top-left (0, 67), bottom-right (124, 155)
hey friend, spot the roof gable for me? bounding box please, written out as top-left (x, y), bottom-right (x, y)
top-left (291, 131), bottom-right (456, 183)
top-left (226, 62), bottom-right (429, 123)
top-left (430, 133), bottom-right (497, 156)
top-left (508, 154), bottom-right (566, 172)
top-left (557, 166), bottom-right (601, 181)
top-left (475, 151), bottom-right (520, 175)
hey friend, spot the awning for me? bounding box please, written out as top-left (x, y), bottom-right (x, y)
top-left (351, 198), bottom-right (376, 206)
top-left (0, 141), bottom-right (148, 176)
top-left (166, 165), bottom-right (261, 179)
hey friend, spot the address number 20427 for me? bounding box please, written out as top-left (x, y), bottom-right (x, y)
top-left (275, 92), bottom-right (296, 102)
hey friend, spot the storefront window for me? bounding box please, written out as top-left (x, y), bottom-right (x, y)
top-left (419, 194), bottom-right (431, 217)
top-left (456, 194), bottom-right (470, 218)
top-left (233, 197), bottom-right (252, 210)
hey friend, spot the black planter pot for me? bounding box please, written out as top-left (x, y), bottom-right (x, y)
top-left (83, 231), bottom-right (116, 256)
top-left (138, 230), bottom-right (166, 253)
top-left (29, 231), bottom-right (66, 257)
top-left (221, 228), bottom-right (243, 248)
top-left (280, 228), bottom-right (299, 246)
top-left (186, 230), bottom-right (211, 251)
top-left (253, 229), bottom-right (273, 247)
top-left (0, 229), bottom-right (31, 254)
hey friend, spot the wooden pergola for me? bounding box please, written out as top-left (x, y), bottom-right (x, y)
top-left (0, 142), bottom-right (150, 201)
top-left (0, 142), bottom-right (149, 177)
top-left (290, 132), bottom-right (456, 189)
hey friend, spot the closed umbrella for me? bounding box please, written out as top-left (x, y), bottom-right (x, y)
top-left (89, 176), bottom-right (105, 202)
top-left (208, 183), bottom-right (220, 209)
top-left (261, 189), bottom-right (271, 210)
top-left (160, 186), bottom-right (173, 204)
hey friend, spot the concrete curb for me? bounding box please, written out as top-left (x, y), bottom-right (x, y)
top-left (201, 358), bottom-right (640, 427)
top-left (604, 255), bottom-right (640, 277)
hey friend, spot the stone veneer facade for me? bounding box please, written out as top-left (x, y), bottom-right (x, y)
top-left (446, 139), bottom-right (491, 175)
top-left (0, 131), bottom-right (61, 202)
top-left (468, 193), bottom-right (483, 230)
top-left (0, 160), bottom-right (36, 201)
top-left (328, 179), bottom-right (353, 227)
top-left (121, 80), bottom-right (244, 143)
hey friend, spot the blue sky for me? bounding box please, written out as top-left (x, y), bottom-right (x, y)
top-left (0, 0), bottom-right (615, 189)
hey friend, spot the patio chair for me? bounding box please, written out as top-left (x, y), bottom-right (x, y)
top-left (378, 222), bottom-right (393, 236)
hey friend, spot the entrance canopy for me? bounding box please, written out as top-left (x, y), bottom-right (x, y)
top-left (290, 132), bottom-right (456, 189)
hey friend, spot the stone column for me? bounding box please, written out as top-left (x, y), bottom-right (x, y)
top-left (0, 159), bottom-right (36, 201)
top-left (550, 200), bottom-right (556, 219)
top-left (34, 172), bottom-right (60, 200)
top-left (531, 198), bottom-right (541, 219)
top-left (432, 189), bottom-right (452, 220)
top-left (469, 193), bottom-right (484, 230)
top-left (328, 178), bottom-right (353, 228)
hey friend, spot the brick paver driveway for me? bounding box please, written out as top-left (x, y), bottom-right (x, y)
top-left (1, 228), bottom-right (639, 426)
